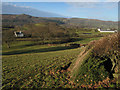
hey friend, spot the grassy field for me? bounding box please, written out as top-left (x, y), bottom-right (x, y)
top-left (2, 40), bottom-right (84, 88)
top-left (2, 32), bottom-right (113, 88)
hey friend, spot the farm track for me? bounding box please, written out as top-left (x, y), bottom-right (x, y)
top-left (71, 47), bottom-right (92, 74)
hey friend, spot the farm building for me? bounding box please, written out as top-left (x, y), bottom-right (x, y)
top-left (14, 31), bottom-right (24, 37)
top-left (98, 28), bottom-right (117, 33)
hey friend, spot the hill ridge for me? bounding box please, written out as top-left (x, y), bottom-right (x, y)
top-left (2, 14), bottom-right (118, 29)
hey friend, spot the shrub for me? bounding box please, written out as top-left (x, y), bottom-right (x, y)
top-left (92, 33), bottom-right (119, 57)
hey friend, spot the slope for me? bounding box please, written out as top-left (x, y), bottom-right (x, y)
top-left (2, 14), bottom-right (118, 29)
top-left (70, 33), bottom-right (120, 88)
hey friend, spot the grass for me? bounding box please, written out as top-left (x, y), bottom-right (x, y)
top-left (71, 37), bottom-right (101, 44)
top-left (72, 54), bottom-right (110, 86)
top-left (2, 34), bottom-right (102, 55)
top-left (35, 23), bottom-right (46, 27)
top-left (2, 42), bottom-right (82, 88)
top-left (70, 33), bottom-right (120, 88)
top-left (2, 40), bottom-right (80, 55)
top-left (2, 32), bottom-right (113, 88)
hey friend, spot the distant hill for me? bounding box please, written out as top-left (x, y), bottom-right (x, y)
top-left (62, 18), bottom-right (118, 29)
top-left (2, 14), bottom-right (118, 29)
top-left (2, 14), bottom-right (65, 26)
top-left (47, 17), bottom-right (118, 29)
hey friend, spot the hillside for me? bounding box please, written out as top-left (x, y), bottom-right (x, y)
top-left (2, 14), bottom-right (65, 26)
top-left (2, 32), bottom-right (119, 88)
top-left (2, 14), bottom-right (118, 29)
top-left (2, 13), bottom-right (120, 89)
top-left (70, 33), bottom-right (120, 88)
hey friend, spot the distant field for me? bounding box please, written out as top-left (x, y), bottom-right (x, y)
top-left (2, 36), bottom-right (101, 55)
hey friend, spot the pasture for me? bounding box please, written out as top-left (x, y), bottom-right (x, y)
top-left (2, 32), bottom-right (111, 88)
top-left (2, 40), bottom-right (83, 88)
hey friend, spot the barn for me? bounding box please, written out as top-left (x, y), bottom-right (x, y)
top-left (14, 31), bottom-right (24, 37)
top-left (98, 28), bottom-right (117, 33)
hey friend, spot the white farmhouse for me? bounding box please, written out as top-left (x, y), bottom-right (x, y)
top-left (98, 28), bottom-right (117, 33)
top-left (14, 31), bottom-right (24, 37)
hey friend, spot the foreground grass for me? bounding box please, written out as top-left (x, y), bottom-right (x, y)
top-left (70, 33), bottom-right (120, 88)
top-left (2, 47), bottom-right (82, 88)
top-left (2, 32), bottom-right (112, 88)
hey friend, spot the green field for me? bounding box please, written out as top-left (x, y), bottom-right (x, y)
top-left (2, 32), bottom-right (113, 88)
top-left (2, 40), bottom-right (84, 88)
top-left (2, 13), bottom-right (119, 89)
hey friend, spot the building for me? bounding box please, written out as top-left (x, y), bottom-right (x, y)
top-left (98, 28), bottom-right (117, 33)
top-left (14, 31), bottom-right (24, 37)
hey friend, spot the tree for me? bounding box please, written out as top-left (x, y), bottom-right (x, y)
top-left (2, 30), bottom-right (15, 48)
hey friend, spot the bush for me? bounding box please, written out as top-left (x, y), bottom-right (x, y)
top-left (92, 33), bottom-right (119, 57)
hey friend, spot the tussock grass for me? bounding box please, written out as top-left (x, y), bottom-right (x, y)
top-left (70, 33), bottom-right (120, 88)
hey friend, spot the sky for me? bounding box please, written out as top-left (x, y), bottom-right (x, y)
top-left (2, 2), bottom-right (118, 21)
top-left (2, 0), bottom-right (120, 2)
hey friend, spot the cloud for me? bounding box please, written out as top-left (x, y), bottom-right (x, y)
top-left (2, 0), bottom-right (120, 2)
top-left (66, 2), bottom-right (117, 21)
top-left (2, 2), bottom-right (31, 8)
top-left (105, 0), bottom-right (119, 2)
top-left (66, 2), bottom-right (118, 9)
top-left (2, 2), bottom-right (63, 17)
top-left (67, 2), bottom-right (98, 8)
